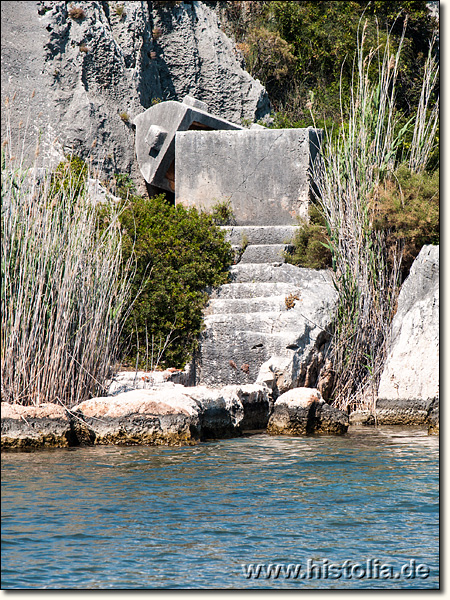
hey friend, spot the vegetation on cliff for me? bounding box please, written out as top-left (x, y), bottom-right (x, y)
top-left (111, 177), bottom-right (233, 369)
top-left (221, 1), bottom-right (438, 127)
top-left (309, 24), bottom-right (438, 408)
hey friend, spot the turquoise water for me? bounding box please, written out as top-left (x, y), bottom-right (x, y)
top-left (1, 426), bottom-right (439, 589)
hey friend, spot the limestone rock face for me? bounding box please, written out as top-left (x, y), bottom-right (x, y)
top-left (153, 1), bottom-right (270, 125)
top-left (1, 1), bottom-right (270, 178)
top-left (377, 245), bottom-right (439, 427)
top-left (267, 388), bottom-right (348, 436)
top-left (1, 402), bottom-right (75, 449)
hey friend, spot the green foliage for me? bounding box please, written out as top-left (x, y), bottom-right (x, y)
top-left (286, 204), bottom-right (332, 269)
top-left (223, 1), bottom-right (438, 127)
top-left (210, 199), bottom-right (236, 225)
top-left (118, 194), bottom-right (234, 368)
top-left (114, 3), bottom-right (125, 17)
top-left (240, 27), bottom-right (295, 87)
top-left (50, 155), bottom-right (88, 199)
top-left (373, 166), bottom-right (439, 277)
top-left (114, 172), bottom-right (136, 199)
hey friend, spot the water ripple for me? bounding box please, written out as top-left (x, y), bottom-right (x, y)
top-left (1, 426), bottom-right (438, 589)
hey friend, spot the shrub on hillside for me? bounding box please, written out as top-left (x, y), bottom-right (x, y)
top-left (113, 185), bottom-right (233, 369)
top-left (372, 166), bottom-right (439, 278)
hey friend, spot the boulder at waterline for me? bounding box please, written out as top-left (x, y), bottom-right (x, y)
top-left (72, 387), bottom-right (201, 446)
top-left (377, 245), bottom-right (439, 429)
top-left (72, 383), bottom-right (270, 445)
top-left (1, 402), bottom-right (75, 449)
top-left (427, 397), bottom-right (439, 436)
top-left (267, 388), bottom-right (348, 436)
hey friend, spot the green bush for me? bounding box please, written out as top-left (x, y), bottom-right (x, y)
top-left (286, 204), bottom-right (332, 269)
top-left (116, 191), bottom-right (234, 368)
top-left (210, 199), bottom-right (236, 225)
top-left (50, 155), bottom-right (88, 199)
top-left (222, 1), bottom-right (437, 128)
top-left (373, 166), bottom-right (439, 278)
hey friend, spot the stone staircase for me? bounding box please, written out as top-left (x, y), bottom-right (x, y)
top-left (195, 226), bottom-right (337, 387)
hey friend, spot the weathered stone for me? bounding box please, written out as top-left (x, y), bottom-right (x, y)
top-left (427, 397), bottom-right (439, 435)
top-left (72, 388), bottom-right (201, 446)
top-left (378, 245), bottom-right (439, 401)
top-left (267, 388), bottom-right (348, 436)
top-left (108, 367), bottom-right (194, 396)
top-left (175, 128), bottom-right (321, 226)
top-left (239, 244), bottom-right (294, 264)
top-left (313, 403), bottom-right (349, 435)
top-left (152, 1), bottom-right (271, 124)
top-left (256, 355), bottom-right (307, 398)
top-left (197, 263), bottom-right (336, 388)
top-left (186, 384), bottom-right (270, 439)
top-left (348, 410), bottom-right (376, 426)
top-left (374, 397), bottom-right (434, 426)
top-left (1, 402), bottom-right (75, 449)
top-left (71, 383), bottom-right (270, 445)
top-left (377, 245), bottom-right (439, 432)
top-left (271, 387), bottom-right (324, 409)
top-left (222, 225), bottom-right (298, 246)
top-left (1, 1), bottom-right (270, 180)
top-left (134, 97), bottom-right (242, 193)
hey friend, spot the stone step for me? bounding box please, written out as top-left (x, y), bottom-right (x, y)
top-left (229, 262), bottom-right (334, 286)
top-left (197, 264), bottom-right (337, 388)
top-left (239, 244), bottom-right (293, 264)
top-left (205, 295), bottom-right (289, 315)
top-left (196, 331), bottom-right (299, 387)
top-left (204, 311), bottom-right (312, 335)
top-left (209, 282), bottom-right (303, 300)
top-left (221, 225), bottom-right (298, 246)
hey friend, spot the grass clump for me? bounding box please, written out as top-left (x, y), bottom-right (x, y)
top-left (1, 154), bottom-right (132, 407)
top-left (286, 204), bottom-right (332, 270)
top-left (68, 6), bottom-right (85, 20)
top-left (210, 199), bottom-right (236, 226)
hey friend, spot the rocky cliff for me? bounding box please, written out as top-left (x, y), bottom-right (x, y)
top-left (1, 1), bottom-right (270, 181)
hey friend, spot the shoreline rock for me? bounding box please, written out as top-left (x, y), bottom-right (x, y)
top-left (1, 403), bottom-right (76, 449)
top-left (376, 245), bottom-right (439, 434)
top-left (267, 388), bottom-right (349, 436)
top-left (2, 383), bottom-right (353, 450)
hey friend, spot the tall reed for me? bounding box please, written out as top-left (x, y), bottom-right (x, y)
top-left (311, 20), bottom-right (439, 409)
top-left (1, 148), bottom-right (133, 407)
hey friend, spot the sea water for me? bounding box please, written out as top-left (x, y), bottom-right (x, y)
top-left (1, 426), bottom-right (439, 589)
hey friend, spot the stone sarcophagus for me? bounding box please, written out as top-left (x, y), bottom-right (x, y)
top-left (133, 95), bottom-right (242, 195)
top-left (134, 96), bottom-right (321, 225)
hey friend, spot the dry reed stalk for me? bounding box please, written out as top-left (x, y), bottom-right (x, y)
top-left (310, 20), bottom-right (438, 410)
top-left (1, 139), bottom-right (134, 407)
